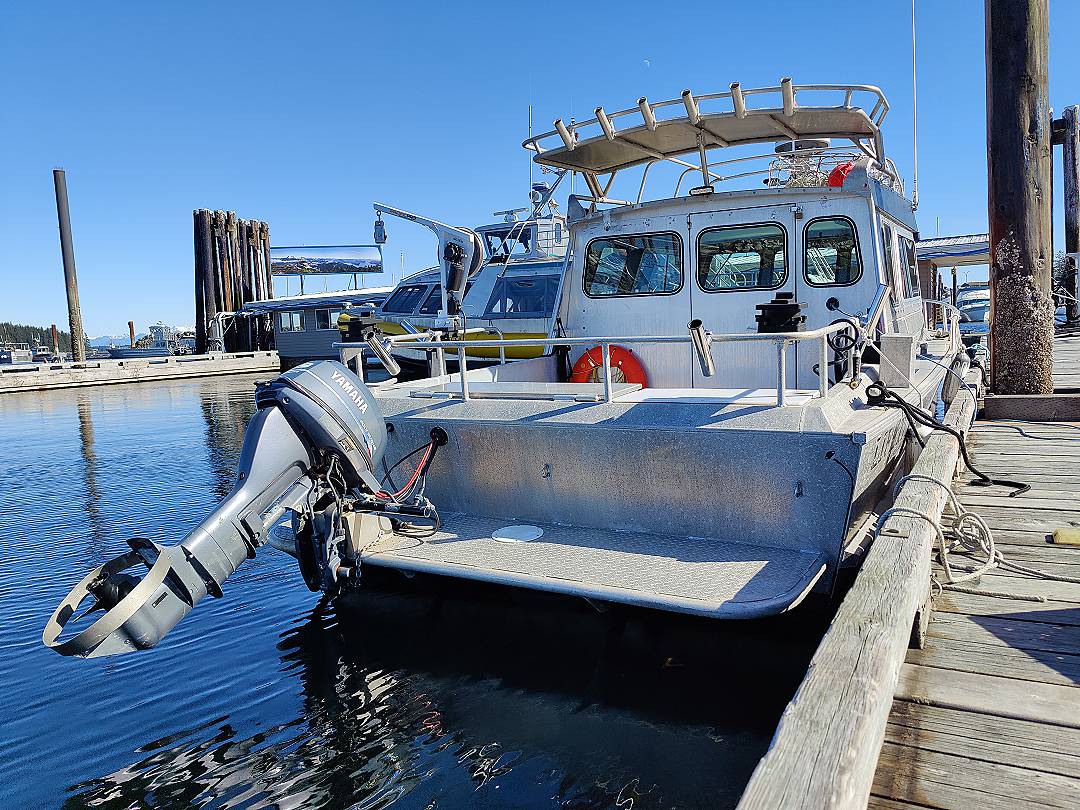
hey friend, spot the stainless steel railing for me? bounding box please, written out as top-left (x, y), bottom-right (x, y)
top-left (397, 322), bottom-right (852, 406)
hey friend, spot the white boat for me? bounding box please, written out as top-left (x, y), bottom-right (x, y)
top-left (46, 80), bottom-right (967, 659)
top-left (372, 183), bottom-right (569, 372)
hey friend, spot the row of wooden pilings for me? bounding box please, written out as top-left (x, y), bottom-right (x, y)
top-left (193, 209), bottom-right (274, 354)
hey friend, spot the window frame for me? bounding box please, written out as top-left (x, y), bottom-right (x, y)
top-left (314, 308), bottom-right (342, 331)
top-left (277, 311), bottom-right (305, 333)
top-left (695, 221), bottom-right (790, 294)
top-left (582, 231), bottom-right (684, 299)
top-left (802, 215), bottom-right (864, 288)
top-left (897, 234), bottom-right (921, 299)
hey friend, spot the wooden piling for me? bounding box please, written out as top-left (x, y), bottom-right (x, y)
top-left (52, 169), bottom-right (86, 362)
top-left (212, 210), bottom-right (231, 317)
top-left (261, 221), bottom-right (274, 300)
top-left (193, 211), bottom-right (207, 354)
top-left (227, 211), bottom-right (241, 314)
top-left (194, 209), bottom-right (217, 354)
top-left (985, 0), bottom-right (1055, 393)
top-left (1063, 105), bottom-right (1080, 325)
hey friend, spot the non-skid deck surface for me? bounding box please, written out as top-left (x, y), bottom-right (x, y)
top-left (363, 512), bottom-right (826, 618)
top-left (870, 341), bottom-right (1080, 809)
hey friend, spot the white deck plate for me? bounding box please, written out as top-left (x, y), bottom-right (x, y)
top-left (363, 513), bottom-right (827, 619)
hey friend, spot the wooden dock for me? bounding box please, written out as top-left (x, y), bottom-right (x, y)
top-left (870, 338), bottom-right (1080, 809)
top-left (739, 335), bottom-right (1080, 810)
top-left (0, 351), bottom-right (280, 393)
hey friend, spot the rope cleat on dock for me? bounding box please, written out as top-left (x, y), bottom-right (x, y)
top-left (43, 360), bottom-right (443, 658)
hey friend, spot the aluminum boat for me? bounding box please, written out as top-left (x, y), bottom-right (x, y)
top-left (45, 80), bottom-right (964, 660)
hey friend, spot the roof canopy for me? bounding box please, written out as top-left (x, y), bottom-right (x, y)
top-left (916, 234), bottom-right (989, 268)
top-left (524, 81), bottom-right (890, 180)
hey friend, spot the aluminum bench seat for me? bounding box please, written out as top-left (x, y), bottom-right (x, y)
top-left (362, 512), bottom-right (828, 619)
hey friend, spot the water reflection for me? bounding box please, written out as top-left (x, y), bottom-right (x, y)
top-left (67, 571), bottom-right (825, 809)
top-left (77, 393), bottom-right (106, 555)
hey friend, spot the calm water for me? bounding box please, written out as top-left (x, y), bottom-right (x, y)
top-left (0, 374), bottom-right (827, 809)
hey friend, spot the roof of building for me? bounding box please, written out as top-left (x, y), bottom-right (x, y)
top-left (916, 234), bottom-right (989, 268)
top-left (242, 286), bottom-right (394, 314)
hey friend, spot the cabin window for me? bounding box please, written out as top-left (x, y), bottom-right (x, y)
top-left (898, 236), bottom-right (921, 298)
top-left (583, 233), bottom-right (682, 297)
top-left (804, 217), bottom-right (862, 286)
top-left (419, 286), bottom-right (443, 315)
top-left (314, 309), bottom-right (342, 330)
top-left (382, 284), bottom-right (429, 314)
top-left (697, 223), bottom-right (787, 291)
top-left (881, 224), bottom-right (908, 297)
top-left (484, 275), bottom-right (560, 318)
top-left (278, 311), bottom-right (305, 332)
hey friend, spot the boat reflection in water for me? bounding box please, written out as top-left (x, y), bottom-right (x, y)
top-left (67, 570), bottom-right (826, 809)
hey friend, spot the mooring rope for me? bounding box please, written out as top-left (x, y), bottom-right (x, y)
top-left (876, 473), bottom-right (1080, 603)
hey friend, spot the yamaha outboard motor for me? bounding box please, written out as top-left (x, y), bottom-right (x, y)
top-left (44, 361), bottom-right (442, 659)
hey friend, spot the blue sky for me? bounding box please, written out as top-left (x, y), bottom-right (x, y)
top-left (3, 1), bottom-right (1079, 336)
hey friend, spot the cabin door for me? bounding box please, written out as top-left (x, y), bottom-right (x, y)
top-left (688, 205), bottom-right (799, 389)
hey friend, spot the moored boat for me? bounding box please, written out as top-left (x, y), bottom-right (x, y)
top-left (46, 80), bottom-right (966, 660)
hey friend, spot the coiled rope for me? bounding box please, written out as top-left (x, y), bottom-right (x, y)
top-left (877, 473), bottom-right (1080, 603)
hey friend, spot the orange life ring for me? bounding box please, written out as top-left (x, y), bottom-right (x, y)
top-left (570, 345), bottom-right (648, 386)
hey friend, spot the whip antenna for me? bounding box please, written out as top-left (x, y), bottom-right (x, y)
top-left (911, 0), bottom-right (919, 210)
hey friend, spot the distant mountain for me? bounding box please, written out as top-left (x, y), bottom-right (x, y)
top-left (89, 333), bottom-right (148, 347)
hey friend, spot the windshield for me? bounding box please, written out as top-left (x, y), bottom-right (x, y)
top-left (483, 226), bottom-right (533, 262)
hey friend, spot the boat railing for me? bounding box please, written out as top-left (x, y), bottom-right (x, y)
top-left (656, 148), bottom-right (903, 203)
top-left (388, 322), bottom-right (853, 406)
top-left (525, 82), bottom-right (889, 157)
top-left (524, 81), bottom-right (898, 203)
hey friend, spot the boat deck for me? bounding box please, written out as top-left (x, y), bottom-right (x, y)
top-left (364, 512), bottom-right (828, 619)
top-left (870, 339), bottom-right (1080, 809)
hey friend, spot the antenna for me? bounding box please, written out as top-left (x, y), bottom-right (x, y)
top-left (529, 104), bottom-right (534, 192)
top-left (911, 0), bottom-right (919, 210)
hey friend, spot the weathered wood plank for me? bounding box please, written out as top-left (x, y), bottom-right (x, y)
top-left (928, 613), bottom-right (1080, 655)
top-left (887, 700), bottom-right (1080, 758)
top-left (906, 632), bottom-right (1080, 686)
top-left (956, 485), bottom-right (1080, 500)
top-left (884, 720), bottom-right (1080, 777)
top-left (960, 507), bottom-right (1080, 533)
top-left (895, 663), bottom-right (1080, 728)
top-left (935, 591), bottom-right (1080, 626)
top-left (865, 797), bottom-right (931, 810)
top-left (958, 493), bottom-right (1080, 511)
top-left (931, 571), bottom-right (1080, 603)
top-left (873, 741), bottom-right (1080, 808)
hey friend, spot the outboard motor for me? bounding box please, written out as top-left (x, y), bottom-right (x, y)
top-left (44, 361), bottom-right (443, 658)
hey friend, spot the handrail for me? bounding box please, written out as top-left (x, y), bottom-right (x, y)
top-left (398, 322), bottom-right (850, 406)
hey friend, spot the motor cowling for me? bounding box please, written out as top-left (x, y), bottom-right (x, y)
top-left (256, 361), bottom-right (387, 487)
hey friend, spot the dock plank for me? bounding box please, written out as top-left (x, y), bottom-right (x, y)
top-left (905, 633), bottom-right (1080, 686)
top-left (926, 613), bottom-right (1080, 656)
top-left (872, 741), bottom-right (1080, 808)
top-left (895, 663), bottom-right (1080, 728)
